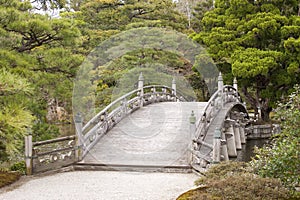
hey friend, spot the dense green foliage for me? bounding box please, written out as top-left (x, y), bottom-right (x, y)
top-left (0, 0), bottom-right (82, 162)
top-left (9, 161), bottom-right (26, 174)
top-left (0, 69), bottom-right (34, 161)
top-left (192, 0), bottom-right (300, 121)
top-left (251, 85), bottom-right (300, 191)
top-left (71, 0), bottom-right (207, 115)
top-left (0, 0), bottom-right (195, 163)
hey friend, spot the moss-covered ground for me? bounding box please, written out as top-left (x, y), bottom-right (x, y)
top-left (0, 171), bottom-right (21, 188)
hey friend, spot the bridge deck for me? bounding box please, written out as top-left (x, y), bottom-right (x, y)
top-left (82, 102), bottom-right (207, 166)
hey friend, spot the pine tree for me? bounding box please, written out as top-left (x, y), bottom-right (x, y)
top-left (192, 0), bottom-right (300, 121)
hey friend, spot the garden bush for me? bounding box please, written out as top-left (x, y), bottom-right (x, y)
top-left (250, 85), bottom-right (300, 192)
top-left (178, 161), bottom-right (291, 200)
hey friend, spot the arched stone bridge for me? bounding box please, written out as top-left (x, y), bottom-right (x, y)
top-left (25, 73), bottom-right (249, 174)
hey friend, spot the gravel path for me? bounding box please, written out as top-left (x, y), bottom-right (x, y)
top-left (0, 171), bottom-right (198, 200)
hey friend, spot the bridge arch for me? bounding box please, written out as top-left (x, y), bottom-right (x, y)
top-left (191, 74), bottom-right (250, 170)
top-left (228, 104), bottom-right (248, 119)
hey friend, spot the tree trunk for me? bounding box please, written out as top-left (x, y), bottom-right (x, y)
top-left (260, 105), bottom-right (272, 122)
top-left (242, 86), bottom-right (257, 110)
top-left (242, 86), bottom-right (271, 122)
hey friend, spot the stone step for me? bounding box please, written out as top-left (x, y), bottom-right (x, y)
top-left (74, 163), bottom-right (193, 173)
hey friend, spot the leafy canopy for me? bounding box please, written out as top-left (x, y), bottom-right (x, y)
top-left (192, 0), bottom-right (300, 121)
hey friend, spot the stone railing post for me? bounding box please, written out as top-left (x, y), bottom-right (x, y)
top-left (189, 110), bottom-right (196, 136)
top-left (25, 133), bottom-right (33, 175)
top-left (218, 72), bottom-right (223, 91)
top-left (217, 91), bottom-right (223, 110)
top-left (75, 112), bottom-right (83, 161)
top-left (162, 87), bottom-right (167, 101)
top-left (172, 77), bottom-right (176, 99)
top-left (233, 77), bottom-right (238, 91)
top-left (151, 87), bottom-right (156, 102)
top-left (122, 98), bottom-right (128, 115)
top-left (138, 72), bottom-right (144, 107)
top-left (218, 72), bottom-right (224, 106)
top-left (189, 111), bottom-right (196, 164)
top-left (212, 128), bottom-right (221, 163)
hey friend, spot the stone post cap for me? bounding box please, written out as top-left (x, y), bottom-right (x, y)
top-left (172, 77), bottom-right (176, 84)
top-left (75, 112), bottom-right (82, 123)
top-left (26, 127), bottom-right (32, 136)
top-left (138, 72), bottom-right (144, 81)
top-left (218, 72), bottom-right (223, 81)
top-left (233, 77), bottom-right (237, 84)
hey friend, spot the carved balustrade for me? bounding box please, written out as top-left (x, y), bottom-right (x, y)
top-left (29, 135), bottom-right (77, 174)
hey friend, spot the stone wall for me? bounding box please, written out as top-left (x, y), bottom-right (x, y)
top-left (245, 124), bottom-right (280, 139)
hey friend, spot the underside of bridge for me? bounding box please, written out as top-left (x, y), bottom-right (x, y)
top-left (81, 102), bottom-right (207, 168)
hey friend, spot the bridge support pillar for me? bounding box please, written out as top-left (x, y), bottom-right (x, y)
top-left (234, 122), bottom-right (242, 150)
top-left (221, 129), bottom-right (229, 161)
top-left (239, 124), bottom-right (246, 144)
top-left (212, 129), bottom-right (221, 163)
top-left (225, 125), bottom-right (237, 157)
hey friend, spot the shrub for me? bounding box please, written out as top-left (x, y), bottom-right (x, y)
top-left (250, 85), bottom-right (300, 191)
top-left (207, 173), bottom-right (289, 200)
top-left (10, 161), bottom-right (26, 175)
top-left (195, 161), bottom-right (250, 186)
top-left (32, 122), bottom-right (60, 142)
top-left (187, 161), bottom-right (291, 200)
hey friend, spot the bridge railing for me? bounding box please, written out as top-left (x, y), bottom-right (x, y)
top-left (77, 83), bottom-right (184, 158)
top-left (25, 135), bottom-right (78, 175)
top-left (194, 85), bottom-right (242, 142)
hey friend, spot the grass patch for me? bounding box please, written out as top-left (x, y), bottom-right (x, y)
top-left (0, 171), bottom-right (21, 188)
